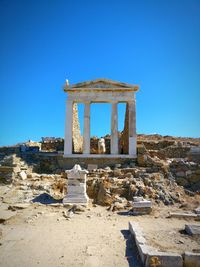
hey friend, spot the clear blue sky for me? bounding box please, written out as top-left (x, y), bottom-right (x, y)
top-left (0, 0), bottom-right (200, 146)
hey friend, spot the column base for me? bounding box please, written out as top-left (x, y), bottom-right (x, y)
top-left (63, 195), bottom-right (89, 205)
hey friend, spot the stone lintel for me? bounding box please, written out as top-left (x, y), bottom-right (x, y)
top-left (67, 91), bottom-right (135, 103)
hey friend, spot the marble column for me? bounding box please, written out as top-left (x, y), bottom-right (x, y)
top-left (64, 100), bottom-right (73, 155)
top-left (111, 102), bottom-right (119, 154)
top-left (128, 98), bottom-right (137, 155)
top-left (83, 102), bottom-right (90, 154)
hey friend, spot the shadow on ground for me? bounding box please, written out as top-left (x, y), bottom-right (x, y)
top-left (117, 211), bottom-right (130, 216)
top-left (121, 229), bottom-right (143, 267)
top-left (32, 193), bottom-right (63, 204)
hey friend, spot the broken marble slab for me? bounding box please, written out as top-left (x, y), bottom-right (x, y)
top-left (185, 224), bottom-right (200, 236)
top-left (18, 170), bottom-right (27, 180)
top-left (0, 210), bottom-right (17, 223)
top-left (169, 212), bottom-right (200, 219)
top-left (133, 196), bottom-right (144, 202)
top-left (132, 200), bottom-right (152, 208)
top-left (194, 207), bottom-right (200, 215)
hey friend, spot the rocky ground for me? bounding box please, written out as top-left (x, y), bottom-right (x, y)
top-left (0, 134), bottom-right (200, 266)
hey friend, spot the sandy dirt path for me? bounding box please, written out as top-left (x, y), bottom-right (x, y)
top-left (0, 205), bottom-right (142, 267)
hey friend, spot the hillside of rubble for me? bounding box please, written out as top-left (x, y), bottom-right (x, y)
top-left (0, 133), bottom-right (199, 207)
top-left (0, 134), bottom-right (200, 267)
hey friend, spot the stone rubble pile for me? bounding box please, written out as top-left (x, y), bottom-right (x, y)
top-left (137, 143), bottom-right (200, 193)
top-left (86, 167), bottom-right (185, 207)
top-left (0, 136), bottom-right (199, 210)
top-left (169, 159), bottom-right (200, 191)
top-left (0, 154), bottom-right (32, 183)
top-left (0, 155), bottom-right (67, 204)
top-left (0, 158), bottom-right (187, 209)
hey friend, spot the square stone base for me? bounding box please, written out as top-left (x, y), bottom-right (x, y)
top-left (63, 195), bottom-right (89, 205)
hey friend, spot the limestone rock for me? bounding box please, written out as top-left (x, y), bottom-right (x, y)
top-left (18, 171), bottom-right (27, 180)
top-left (184, 252), bottom-right (200, 267)
top-left (96, 182), bottom-right (113, 206)
top-left (194, 207), bottom-right (200, 215)
top-left (0, 210), bottom-right (17, 223)
top-left (185, 224), bottom-right (200, 236)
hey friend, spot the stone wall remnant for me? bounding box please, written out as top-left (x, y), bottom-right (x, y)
top-left (120, 103), bottom-right (129, 154)
top-left (72, 103), bottom-right (83, 153)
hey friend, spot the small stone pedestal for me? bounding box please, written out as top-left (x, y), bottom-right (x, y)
top-left (131, 197), bottom-right (152, 215)
top-left (63, 164), bottom-right (89, 205)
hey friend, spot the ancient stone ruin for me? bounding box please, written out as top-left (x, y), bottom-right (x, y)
top-left (63, 78), bottom-right (139, 157)
top-left (0, 78), bottom-right (200, 267)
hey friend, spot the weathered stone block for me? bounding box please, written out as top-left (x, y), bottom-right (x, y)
top-left (185, 224), bottom-right (200, 236)
top-left (194, 207), bottom-right (200, 215)
top-left (18, 171), bottom-right (27, 180)
top-left (145, 252), bottom-right (183, 267)
top-left (132, 200), bottom-right (152, 208)
top-left (132, 207), bottom-right (152, 215)
top-left (87, 164), bottom-right (98, 171)
top-left (133, 196), bottom-right (144, 202)
top-left (169, 212), bottom-right (198, 219)
top-left (184, 252), bottom-right (200, 267)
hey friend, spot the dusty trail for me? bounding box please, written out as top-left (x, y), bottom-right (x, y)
top-left (0, 205), bottom-right (142, 267)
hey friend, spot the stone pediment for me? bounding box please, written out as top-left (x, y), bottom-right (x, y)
top-left (72, 78), bottom-right (134, 88)
top-left (64, 78), bottom-right (139, 91)
top-left (78, 81), bottom-right (121, 89)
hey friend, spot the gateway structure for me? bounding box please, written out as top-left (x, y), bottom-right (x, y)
top-left (63, 78), bottom-right (139, 158)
